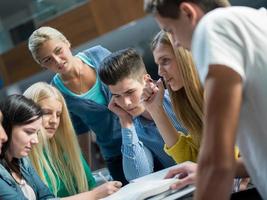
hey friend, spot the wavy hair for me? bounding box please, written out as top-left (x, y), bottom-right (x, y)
top-left (0, 95), bottom-right (42, 175)
top-left (151, 30), bottom-right (203, 148)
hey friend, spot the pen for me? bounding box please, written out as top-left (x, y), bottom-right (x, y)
top-left (98, 171), bottom-right (108, 183)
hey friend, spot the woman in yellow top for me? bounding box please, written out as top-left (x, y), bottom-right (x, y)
top-left (142, 31), bottom-right (239, 163)
top-left (142, 30), bottom-right (203, 163)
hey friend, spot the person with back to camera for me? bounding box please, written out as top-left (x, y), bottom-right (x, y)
top-left (144, 0), bottom-right (267, 199)
top-left (142, 30), bottom-right (244, 193)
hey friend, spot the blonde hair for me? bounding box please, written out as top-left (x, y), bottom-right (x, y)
top-left (24, 82), bottom-right (89, 195)
top-left (28, 26), bottom-right (70, 63)
top-left (151, 30), bottom-right (204, 148)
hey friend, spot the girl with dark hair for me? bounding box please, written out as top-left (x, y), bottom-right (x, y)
top-left (0, 94), bottom-right (56, 199)
top-left (0, 94), bottom-right (121, 200)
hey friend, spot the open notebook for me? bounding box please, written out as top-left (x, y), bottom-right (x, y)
top-left (100, 178), bottom-right (194, 200)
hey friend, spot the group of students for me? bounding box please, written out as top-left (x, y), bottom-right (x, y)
top-left (0, 20), bottom-right (201, 199)
top-left (144, 0), bottom-right (267, 199)
top-left (0, 0), bottom-right (267, 199)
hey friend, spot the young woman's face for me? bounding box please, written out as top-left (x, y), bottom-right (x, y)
top-left (8, 117), bottom-right (41, 159)
top-left (109, 78), bottom-right (146, 117)
top-left (37, 39), bottom-right (73, 74)
top-left (38, 98), bottom-right (62, 139)
top-left (0, 111), bottom-right (8, 154)
top-left (153, 43), bottom-right (183, 91)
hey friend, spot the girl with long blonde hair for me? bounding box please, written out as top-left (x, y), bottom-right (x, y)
top-left (143, 31), bottom-right (239, 163)
top-left (142, 30), bottom-right (204, 163)
top-left (24, 82), bottom-right (121, 199)
top-left (143, 31), bottom-right (241, 191)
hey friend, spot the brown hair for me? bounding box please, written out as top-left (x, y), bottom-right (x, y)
top-left (98, 48), bottom-right (147, 85)
top-left (151, 30), bottom-right (204, 147)
top-left (24, 82), bottom-right (89, 195)
top-left (144, 0), bottom-right (230, 18)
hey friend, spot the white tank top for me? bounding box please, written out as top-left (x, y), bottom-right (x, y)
top-left (20, 179), bottom-right (36, 200)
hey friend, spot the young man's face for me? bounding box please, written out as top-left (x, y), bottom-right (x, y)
top-left (109, 77), bottom-right (146, 117)
top-left (155, 13), bottom-right (194, 50)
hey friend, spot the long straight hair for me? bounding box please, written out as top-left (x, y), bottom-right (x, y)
top-left (24, 82), bottom-right (89, 195)
top-left (0, 95), bottom-right (42, 174)
top-left (151, 31), bottom-right (204, 148)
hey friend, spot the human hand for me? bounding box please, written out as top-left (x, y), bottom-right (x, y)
top-left (141, 78), bottom-right (165, 113)
top-left (92, 181), bottom-right (122, 199)
top-left (108, 96), bottom-right (132, 128)
top-left (165, 161), bottom-right (197, 190)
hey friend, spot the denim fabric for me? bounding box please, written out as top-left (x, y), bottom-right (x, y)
top-left (51, 46), bottom-right (186, 184)
top-left (52, 45), bottom-right (122, 160)
top-left (0, 157), bottom-right (57, 200)
top-left (51, 46), bottom-right (126, 183)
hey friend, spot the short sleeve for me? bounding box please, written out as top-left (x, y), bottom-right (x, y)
top-left (192, 9), bottom-right (246, 84)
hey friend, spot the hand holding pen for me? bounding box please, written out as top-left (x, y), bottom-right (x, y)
top-left (92, 172), bottom-right (122, 199)
top-left (98, 171), bottom-right (109, 183)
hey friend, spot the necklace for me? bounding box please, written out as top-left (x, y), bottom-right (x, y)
top-left (60, 65), bottom-right (83, 95)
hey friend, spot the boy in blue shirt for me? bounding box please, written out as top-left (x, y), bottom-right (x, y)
top-left (98, 48), bottom-right (186, 181)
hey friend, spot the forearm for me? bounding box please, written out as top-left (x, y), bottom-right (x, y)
top-left (195, 66), bottom-right (243, 200)
top-left (196, 113), bottom-right (237, 200)
top-left (121, 126), bottom-right (153, 181)
top-left (195, 149), bottom-right (236, 200)
top-left (196, 109), bottom-right (238, 199)
top-left (149, 106), bottom-right (180, 147)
